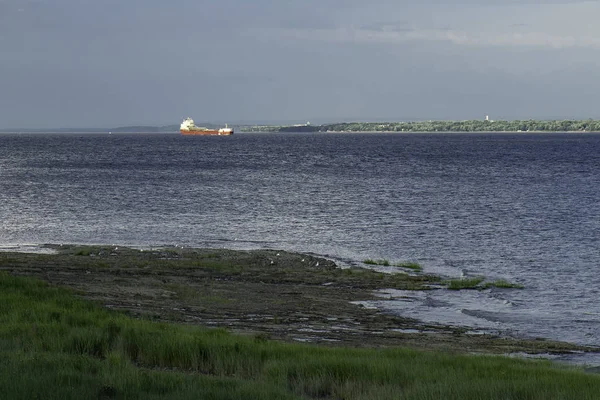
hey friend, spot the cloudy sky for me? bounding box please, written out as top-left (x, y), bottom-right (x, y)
top-left (1, 0), bottom-right (600, 128)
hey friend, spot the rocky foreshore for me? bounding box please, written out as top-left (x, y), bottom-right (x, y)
top-left (0, 244), bottom-right (595, 359)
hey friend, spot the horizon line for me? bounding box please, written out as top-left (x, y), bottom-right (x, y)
top-left (2, 116), bottom-right (600, 132)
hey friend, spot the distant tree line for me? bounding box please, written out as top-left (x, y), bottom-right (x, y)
top-left (241, 120), bottom-right (600, 133)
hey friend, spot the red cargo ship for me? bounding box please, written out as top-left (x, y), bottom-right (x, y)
top-left (179, 117), bottom-right (233, 135)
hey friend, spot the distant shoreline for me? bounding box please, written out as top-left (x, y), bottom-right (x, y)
top-left (241, 119), bottom-right (600, 133)
top-left (4, 118), bottom-right (600, 134)
top-left (305, 130), bottom-right (600, 134)
top-left (3, 130), bottom-right (600, 135)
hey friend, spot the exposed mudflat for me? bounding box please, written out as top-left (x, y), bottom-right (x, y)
top-left (0, 245), bottom-right (595, 358)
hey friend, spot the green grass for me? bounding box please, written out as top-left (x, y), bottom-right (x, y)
top-left (1, 272), bottom-right (599, 399)
top-left (361, 256), bottom-right (523, 291)
top-left (446, 276), bottom-right (486, 290)
top-left (483, 279), bottom-right (525, 289)
top-left (361, 256), bottom-right (523, 290)
top-left (445, 277), bottom-right (524, 291)
top-left (394, 262), bottom-right (423, 272)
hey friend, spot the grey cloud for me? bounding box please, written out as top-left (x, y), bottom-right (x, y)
top-left (2, 0), bottom-right (600, 128)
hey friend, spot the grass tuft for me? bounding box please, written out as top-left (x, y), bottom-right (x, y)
top-left (363, 259), bottom-right (389, 266)
top-left (483, 280), bottom-right (525, 289)
top-left (394, 262), bottom-right (423, 272)
top-left (446, 277), bottom-right (524, 291)
top-left (446, 277), bottom-right (485, 290)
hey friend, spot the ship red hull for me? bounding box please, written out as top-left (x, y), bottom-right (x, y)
top-left (180, 130), bottom-right (233, 136)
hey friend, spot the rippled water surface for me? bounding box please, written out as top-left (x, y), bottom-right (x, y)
top-left (2, 132), bottom-right (600, 350)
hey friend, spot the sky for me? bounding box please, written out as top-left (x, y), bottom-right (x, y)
top-left (2, 0), bottom-right (600, 128)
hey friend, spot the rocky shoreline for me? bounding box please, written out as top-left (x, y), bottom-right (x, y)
top-left (0, 244), bottom-right (596, 360)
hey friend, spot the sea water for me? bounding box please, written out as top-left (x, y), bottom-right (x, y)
top-left (1, 132), bottom-right (600, 360)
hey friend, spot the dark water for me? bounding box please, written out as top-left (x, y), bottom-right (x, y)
top-left (2, 132), bottom-right (600, 358)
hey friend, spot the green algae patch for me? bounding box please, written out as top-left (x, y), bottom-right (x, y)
top-left (483, 279), bottom-right (525, 289)
top-left (446, 276), bottom-right (486, 290)
top-left (394, 262), bottom-right (423, 272)
top-left (445, 277), bottom-right (524, 291)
